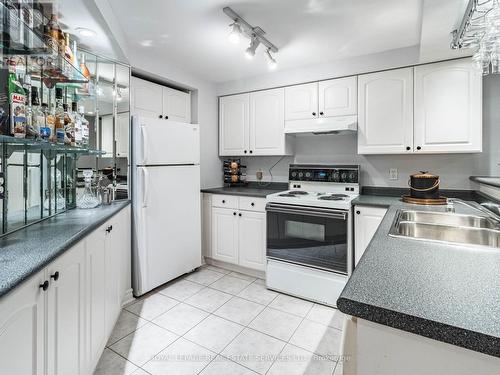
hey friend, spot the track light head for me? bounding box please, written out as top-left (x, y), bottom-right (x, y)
top-left (228, 22), bottom-right (242, 44)
top-left (265, 48), bottom-right (277, 70)
top-left (245, 35), bottom-right (260, 59)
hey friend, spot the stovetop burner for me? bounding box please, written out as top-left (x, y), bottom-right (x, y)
top-left (279, 191), bottom-right (309, 197)
top-left (318, 193), bottom-right (349, 201)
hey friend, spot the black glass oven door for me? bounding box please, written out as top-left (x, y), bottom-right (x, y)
top-left (266, 203), bottom-right (348, 275)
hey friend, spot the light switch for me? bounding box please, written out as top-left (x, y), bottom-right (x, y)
top-left (389, 168), bottom-right (398, 180)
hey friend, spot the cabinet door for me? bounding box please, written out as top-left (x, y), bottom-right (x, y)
top-left (414, 58), bottom-right (482, 153)
top-left (285, 82), bottom-right (318, 121)
top-left (163, 87), bottom-right (191, 123)
top-left (354, 206), bottom-right (387, 266)
top-left (219, 94), bottom-right (250, 156)
top-left (105, 209), bottom-right (130, 335)
top-left (201, 193), bottom-right (212, 259)
top-left (319, 76), bottom-right (357, 117)
top-left (47, 242), bottom-right (86, 375)
top-left (131, 77), bottom-right (163, 119)
top-left (116, 112), bottom-right (130, 158)
top-left (358, 68), bottom-right (414, 154)
top-left (0, 271), bottom-right (45, 375)
top-left (249, 88), bottom-right (285, 155)
top-left (100, 115), bottom-right (114, 156)
top-left (85, 225), bottom-right (107, 370)
top-left (211, 207), bottom-right (239, 264)
top-left (238, 211), bottom-right (266, 271)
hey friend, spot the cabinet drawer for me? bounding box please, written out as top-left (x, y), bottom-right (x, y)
top-left (211, 194), bottom-right (238, 209)
top-left (239, 197), bottom-right (266, 212)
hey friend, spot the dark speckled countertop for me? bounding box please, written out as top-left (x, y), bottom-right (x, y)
top-left (0, 201), bottom-right (130, 298)
top-left (201, 182), bottom-right (288, 198)
top-left (340, 194), bottom-right (500, 357)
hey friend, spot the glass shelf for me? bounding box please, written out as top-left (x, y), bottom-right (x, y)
top-left (1, 2), bottom-right (89, 84)
top-left (0, 2), bottom-right (47, 55)
top-left (0, 135), bottom-right (105, 155)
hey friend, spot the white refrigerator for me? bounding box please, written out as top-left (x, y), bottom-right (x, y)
top-left (132, 116), bottom-right (201, 296)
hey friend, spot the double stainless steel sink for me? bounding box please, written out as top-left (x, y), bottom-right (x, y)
top-left (389, 210), bottom-right (500, 249)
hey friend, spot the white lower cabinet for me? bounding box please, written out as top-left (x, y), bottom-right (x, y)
top-left (209, 195), bottom-right (267, 271)
top-left (86, 223), bottom-right (108, 370)
top-left (211, 207), bottom-right (239, 264)
top-left (238, 211), bottom-right (266, 271)
top-left (0, 270), bottom-right (45, 375)
top-left (47, 242), bottom-right (86, 375)
top-left (354, 205), bottom-right (388, 266)
top-left (0, 205), bottom-right (131, 375)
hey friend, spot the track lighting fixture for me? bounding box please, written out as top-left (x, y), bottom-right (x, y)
top-left (245, 36), bottom-right (260, 59)
top-left (228, 22), bottom-right (242, 44)
top-left (223, 6), bottom-right (278, 68)
top-left (265, 48), bottom-right (277, 70)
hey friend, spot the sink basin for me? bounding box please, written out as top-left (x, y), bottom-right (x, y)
top-left (398, 210), bottom-right (500, 229)
top-left (394, 222), bottom-right (500, 248)
top-left (389, 210), bottom-right (500, 248)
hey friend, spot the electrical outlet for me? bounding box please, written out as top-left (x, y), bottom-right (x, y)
top-left (389, 168), bottom-right (398, 180)
top-left (256, 169), bottom-right (263, 180)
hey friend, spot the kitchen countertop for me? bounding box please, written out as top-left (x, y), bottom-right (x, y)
top-left (339, 194), bottom-right (500, 358)
top-left (201, 182), bottom-right (288, 198)
top-left (470, 176), bottom-right (500, 188)
top-left (0, 201), bottom-right (130, 299)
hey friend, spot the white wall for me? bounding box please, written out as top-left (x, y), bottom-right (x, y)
top-left (217, 46), bottom-right (421, 95)
top-left (217, 52), bottom-right (500, 190)
top-left (127, 48), bottom-right (221, 189)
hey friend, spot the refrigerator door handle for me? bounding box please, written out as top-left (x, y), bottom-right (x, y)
top-left (140, 125), bottom-right (148, 165)
top-left (141, 168), bottom-right (149, 208)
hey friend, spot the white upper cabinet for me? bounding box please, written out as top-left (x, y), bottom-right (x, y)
top-left (285, 82), bottom-right (318, 121)
top-left (319, 76), bottom-right (357, 117)
top-left (131, 77), bottom-right (163, 119)
top-left (358, 68), bottom-right (414, 154)
top-left (132, 77), bottom-right (191, 123)
top-left (162, 87), bottom-right (191, 123)
top-left (116, 112), bottom-right (129, 158)
top-left (414, 58), bottom-right (482, 153)
top-left (220, 90), bottom-right (292, 156)
top-left (219, 93), bottom-right (250, 156)
top-left (250, 88), bottom-right (287, 156)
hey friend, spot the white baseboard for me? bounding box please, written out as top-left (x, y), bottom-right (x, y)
top-left (204, 257), bottom-right (266, 279)
top-left (122, 288), bottom-right (135, 307)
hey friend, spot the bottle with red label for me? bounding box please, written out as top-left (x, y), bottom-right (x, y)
top-left (8, 59), bottom-right (27, 138)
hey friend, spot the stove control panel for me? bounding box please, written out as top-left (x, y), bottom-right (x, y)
top-left (289, 164), bottom-right (359, 184)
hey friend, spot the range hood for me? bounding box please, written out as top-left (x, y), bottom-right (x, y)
top-left (284, 115), bottom-right (357, 135)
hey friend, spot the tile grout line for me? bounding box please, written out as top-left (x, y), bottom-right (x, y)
top-left (105, 266), bottom-right (341, 375)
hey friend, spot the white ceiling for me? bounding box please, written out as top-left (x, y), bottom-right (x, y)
top-left (66, 0), bottom-right (470, 83)
top-left (105, 0), bottom-right (426, 82)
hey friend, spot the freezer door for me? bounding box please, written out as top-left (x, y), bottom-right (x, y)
top-left (133, 165), bottom-right (202, 296)
top-left (133, 116), bottom-right (200, 165)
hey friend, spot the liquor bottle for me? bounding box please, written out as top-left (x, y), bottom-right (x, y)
top-left (30, 87), bottom-right (42, 139)
top-left (69, 101), bottom-right (78, 146)
top-left (79, 105), bottom-right (89, 146)
top-left (63, 103), bottom-right (74, 146)
top-left (8, 59), bottom-right (27, 138)
top-left (79, 53), bottom-right (91, 94)
top-left (54, 87), bottom-right (65, 144)
top-left (39, 103), bottom-right (51, 141)
top-left (64, 33), bottom-right (74, 62)
top-left (44, 14), bottom-right (60, 55)
top-left (74, 104), bottom-right (83, 147)
top-left (25, 83), bottom-right (33, 139)
top-left (19, 0), bottom-right (34, 49)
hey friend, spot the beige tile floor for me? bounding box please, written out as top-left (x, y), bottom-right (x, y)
top-left (94, 265), bottom-right (345, 375)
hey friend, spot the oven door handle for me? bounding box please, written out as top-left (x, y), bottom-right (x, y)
top-left (266, 203), bottom-right (347, 220)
